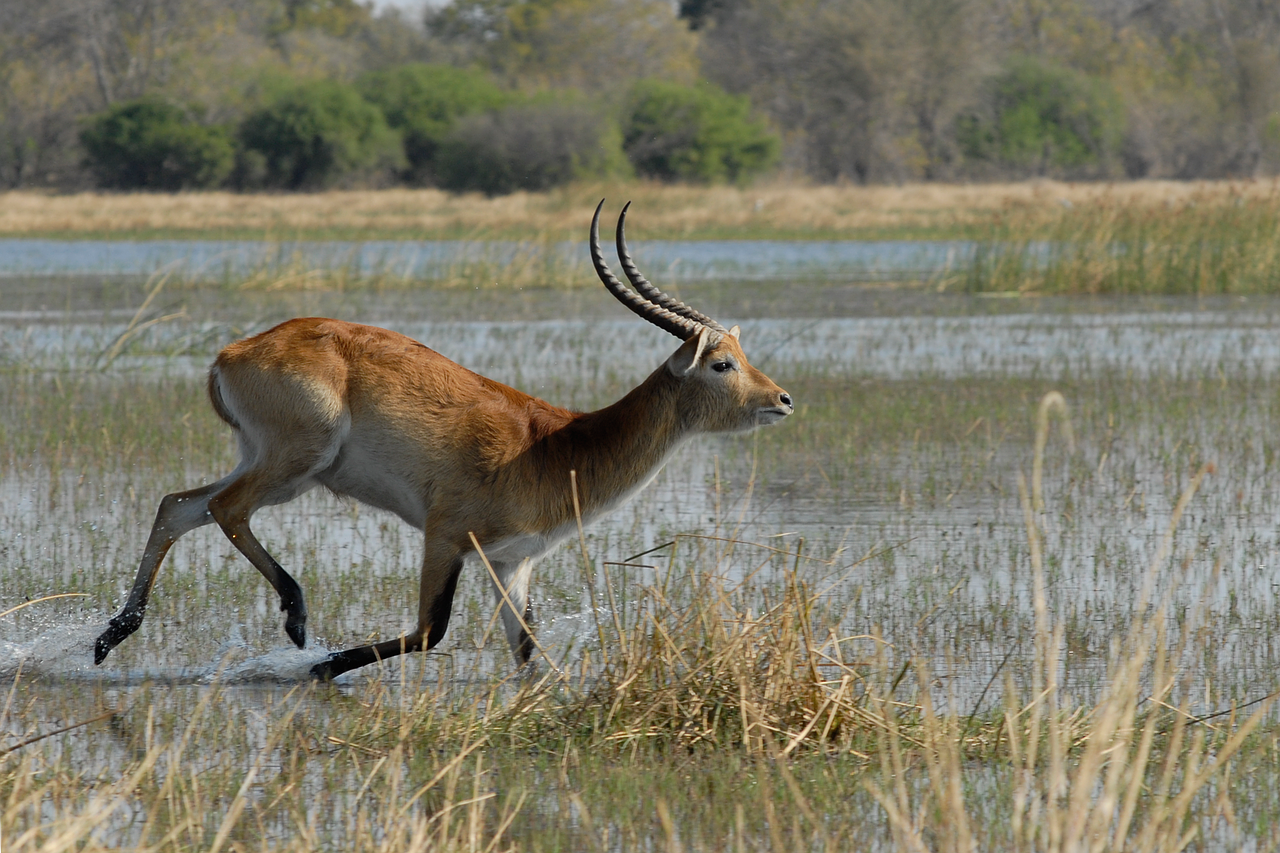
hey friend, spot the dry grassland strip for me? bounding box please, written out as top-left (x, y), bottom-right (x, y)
top-left (4, 179), bottom-right (1280, 241)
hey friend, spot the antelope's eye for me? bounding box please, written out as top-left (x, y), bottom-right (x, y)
top-left (712, 361), bottom-right (733, 373)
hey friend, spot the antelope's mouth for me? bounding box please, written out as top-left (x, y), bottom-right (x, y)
top-left (755, 406), bottom-right (793, 426)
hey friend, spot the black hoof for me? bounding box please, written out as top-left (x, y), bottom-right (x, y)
top-left (280, 597), bottom-right (307, 649)
top-left (94, 615), bottom-right (139, 665)
top-left (93, 634), bottom-right (112, 665)
top-left (277, 591), bottom-right (307, 645)
top-left (310, 656), bottom-right (339, 681)
top-left (286, 620), bottom-right (307, 650)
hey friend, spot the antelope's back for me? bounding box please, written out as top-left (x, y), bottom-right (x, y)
top-left (207, 317), bottom-right (575, 526)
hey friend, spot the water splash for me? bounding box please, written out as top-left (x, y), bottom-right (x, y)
top-left (0, 620), bottom-right (338, 686)
top-left (0, 621), bottom-right (101, 680)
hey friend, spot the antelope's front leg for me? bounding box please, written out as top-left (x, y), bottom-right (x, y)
top-left (310, 542), bottom-right (465, 680)
top-left (488, 558), bottom-right (536, 666)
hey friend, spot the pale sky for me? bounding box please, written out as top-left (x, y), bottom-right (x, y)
top-left (369, 0), bottom-right (440, 11)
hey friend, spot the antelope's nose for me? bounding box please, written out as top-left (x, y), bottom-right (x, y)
top-left (779, 392), bottom-right (793, 410)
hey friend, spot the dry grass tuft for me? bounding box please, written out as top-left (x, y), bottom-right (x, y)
top-left (2, 684), bottom-right (521, 853)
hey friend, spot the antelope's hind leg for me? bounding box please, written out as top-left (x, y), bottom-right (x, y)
top-left (95, 479), bottom-right (228, 664)
top-left (206, 470), bottom-right (314, 650)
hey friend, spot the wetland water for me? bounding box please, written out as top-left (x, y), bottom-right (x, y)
top-left (0, 237), bottom-right (980, 281)
top-left (4, 264), bottom-right (1280, 845)
top-left (5, 274), bottom-right (1279, 699)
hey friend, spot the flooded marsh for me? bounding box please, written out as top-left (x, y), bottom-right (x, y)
top-left (5, 273), bottom-right (1280, 849)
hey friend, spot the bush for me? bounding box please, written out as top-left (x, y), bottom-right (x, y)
top-left (80, 98), bottom-right (234, 190)
top-left (238, 79), bottom-right (403, 189)
top-left (957, 57), bottom-right (1126, 176)
top-left (621, 80), bottom-right (779, 183)
top-left (1265, 113), bottom-right (1280, 171)
top-left (435, 99), bottom-right (630, 195)
top-left (357, 64), bottom-right (510, 184)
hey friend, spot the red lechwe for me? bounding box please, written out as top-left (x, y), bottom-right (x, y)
top-left (93, 201), bottom-right (794, 679)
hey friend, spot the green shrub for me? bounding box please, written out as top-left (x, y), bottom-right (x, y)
top-left (435, 99), bottom-right (630, 195)
top-left (621, 80), bottom-right (778, 183)
top-left (80, 98), bottom-right (234, 190)
top-left (1264, 113), bottom-right (1280, 170)
top-left (957, 57), bottom-right (1126, 176)
top-left (238, 79), bottom-right (403, 189)
top-left (357, 64), bottom-right (510, 184)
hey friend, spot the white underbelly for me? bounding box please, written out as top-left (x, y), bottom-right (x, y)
top-left (319, 452), bottom-right (426, 528)
top-left (481, 521), bottom-right (578, 564)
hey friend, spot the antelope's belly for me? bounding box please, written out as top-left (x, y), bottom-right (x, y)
top-left (478, 451), bottom-right (680, 564)
top-left (481, 521), bottom-right (578, 564)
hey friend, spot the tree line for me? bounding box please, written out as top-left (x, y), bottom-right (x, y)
top-left (1, 0), bottom-right (1277, 193)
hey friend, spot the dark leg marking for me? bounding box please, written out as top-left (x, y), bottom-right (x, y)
top-left (95, 483), bottom-right (222, 664)
top-left (516, 600), bottom-right (535, 665)
top-left (311, 558), bottom-right (464, 681)
top-left (208, 480), bottom-right (309, 649)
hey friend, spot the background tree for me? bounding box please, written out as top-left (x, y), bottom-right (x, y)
top-left (81, 97), bottom-right (235, 189)
top-left (427, 0), bottom-right (698, 92)
top-left (435, 97), bottom-right (630, 194)
top-left (357, 64), bottom-right (509, 184)
top-left (700, 0), bottom-right (926, 181)
top-left (238, 79), bottom-right (404, 189)
top-left (1, 0), bottom-right (1279, 188)
top-left (0, 34), bottom-right (96, 187)
top-left (956, 56), bottom-right (1126, 177)
top-left (623, 80), bottom-right (779, 183)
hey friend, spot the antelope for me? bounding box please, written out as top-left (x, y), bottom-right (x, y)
top-left (94, 201), bottom-right (794, 679)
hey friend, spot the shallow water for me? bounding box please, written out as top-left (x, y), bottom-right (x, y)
top-left (3, 277), bottom-right (1280, 726)
top-left (7, 270), bottom-right (1280, 848)
top-left (0, 237), bottom-right (980, 281)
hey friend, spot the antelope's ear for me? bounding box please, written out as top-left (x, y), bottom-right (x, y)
top-left (666, 326), bottom-right (716, 376)
top-left (728, 325), bottom-right (740, 340)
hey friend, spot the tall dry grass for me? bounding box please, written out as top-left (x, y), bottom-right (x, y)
top-left (862, 395), bottom-right (1271, 851)
top-left (5, 179), bottom-right (1280, 241)
top-left (1, 679), bottom-right (521, 853)
top-left (941, 186), bottom-right (1280, 294)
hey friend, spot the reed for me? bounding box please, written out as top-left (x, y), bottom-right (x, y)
top-left (943, 186), bottom-right (1280, 294)
top-left (1, 682), bottom-right (522, 852)
top-left (869, 460), bottom-right (1273, 851)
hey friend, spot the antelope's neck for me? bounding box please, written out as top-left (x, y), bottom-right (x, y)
top-left (547, 367), bottom-right (688, 519)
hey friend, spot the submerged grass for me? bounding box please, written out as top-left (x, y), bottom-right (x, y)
top-left (0, 372), bottom-right (224, 476)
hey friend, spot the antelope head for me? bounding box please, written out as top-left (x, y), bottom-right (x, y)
top-left (590, 200), bottom-right (794, 435)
